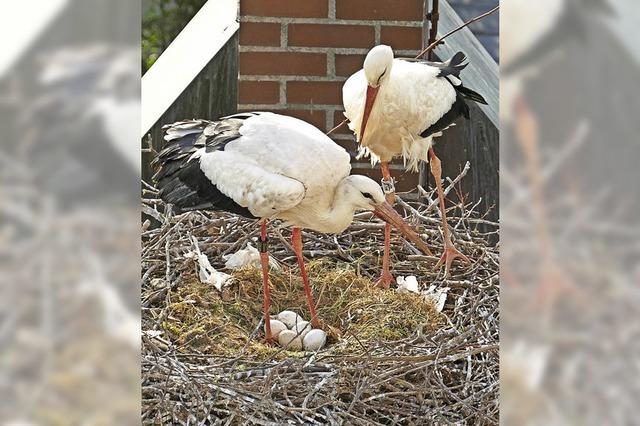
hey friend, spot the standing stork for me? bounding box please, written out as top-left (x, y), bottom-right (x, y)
top-left (152, 112), bottom-right (432, 341)
top-left (343, 45), bottom-right (488, 284)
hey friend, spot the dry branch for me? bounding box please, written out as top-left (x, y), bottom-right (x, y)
top-left (141, 168), bottom-right (499, 424)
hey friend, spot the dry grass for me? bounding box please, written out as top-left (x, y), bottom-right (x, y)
top-left (159, 259), bottom-right (444, 360)
top-left (141, 174), bottom-right (499, 425)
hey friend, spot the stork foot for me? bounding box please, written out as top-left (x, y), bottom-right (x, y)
top-left (375, 270), bottom-right (395, 289)
top-left (263, 331), bottom-right (276, 345)
top-left (263, 318), bottom-right (276, 344)
top-left (435, 242), bottom-right (470, 277)
top-left (310, 318), bottom-right (325, 330)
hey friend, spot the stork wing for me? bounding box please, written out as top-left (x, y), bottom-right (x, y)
top-left (397, 52), bottom-right (468, 78)
top-left (154, 112), bottom-right (347, 218)
top-left (342, 70), bottom-right (366, 138)
top-left (198, 150), bottom-right (306, 218)
top-left (225, 112), bottom-right (351, 198)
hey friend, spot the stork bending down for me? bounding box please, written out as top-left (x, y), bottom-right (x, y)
top-left (343, 45), bottom-right (488, 282)
top-left (152, 112), bottom-right (431, 340)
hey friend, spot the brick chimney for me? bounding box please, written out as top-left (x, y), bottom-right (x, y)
top-left (238, 0), bottom-right (425, 189)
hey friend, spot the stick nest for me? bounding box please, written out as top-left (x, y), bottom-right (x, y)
top-left (142, 174), bottom-right (499, 425)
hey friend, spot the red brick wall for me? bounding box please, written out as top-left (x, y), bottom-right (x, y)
top-left (238, 0), bottom-right (425, 190)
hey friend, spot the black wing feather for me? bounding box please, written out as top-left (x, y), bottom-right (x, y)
top-left (399, 51), bottom-right (468, 78)
top-left (450, 80), bottom-right (488, 105)
top-left (420, 93), bottom-right (469, 139)
top-left (151, 113), bottom-right (261, 218)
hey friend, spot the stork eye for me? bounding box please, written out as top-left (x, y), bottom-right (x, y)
top-left (363, 192), bottom-right (374, 200)
top-left (376, 68), bottom-right (387, 85)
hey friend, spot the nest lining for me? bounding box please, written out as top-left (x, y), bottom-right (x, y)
top-left (142, 178), bottom-right (499, 425)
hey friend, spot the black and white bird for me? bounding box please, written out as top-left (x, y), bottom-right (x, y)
top-left (342, 45), bottom-right (487, 283)
top-left (152, 112), bottom-right (431, 341)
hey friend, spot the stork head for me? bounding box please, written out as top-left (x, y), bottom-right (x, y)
top-left (342, 175), bottom-right (386, 210)
top-left (364, 45), bottom-right (393, 87)
top-left (342, 175), bottom-right (432, 256)
top-left (360, 45), bottom-right (394, 142)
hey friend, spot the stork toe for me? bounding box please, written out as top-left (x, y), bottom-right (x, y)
top-left (435, 242), bottom-right (470, 277)
top-left (375, 270), bottom-right (395, 289)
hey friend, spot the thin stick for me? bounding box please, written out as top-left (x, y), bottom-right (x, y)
top-left (326, 4), bottom-right (499, 136)
top-left (326, 119), bottom-right (348, 136)
top-left (415, 5), bottom-right (499, 60)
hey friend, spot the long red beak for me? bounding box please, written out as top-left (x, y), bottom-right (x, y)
top-left (359, 85), bottom-right (379, 142)
top-left (373, 202), bottom-right (433, 256)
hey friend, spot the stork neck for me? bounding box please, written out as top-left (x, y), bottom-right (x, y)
top-left (324, 180), bottom-right (357, 233)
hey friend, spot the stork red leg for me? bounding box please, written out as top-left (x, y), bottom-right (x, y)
top-left (291, 227), bottom-right (320, 328)
top-left (376, 162), bottom-right (395, 288)
top-left (429, 147), bottom-right (469, 277)
top-left (259, 220), bottom-right (273, 341)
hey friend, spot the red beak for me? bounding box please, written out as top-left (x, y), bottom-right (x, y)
top-left (359, 85), bottom-right (379, 142)
top-left (373, 202), bottom-right (433, 256)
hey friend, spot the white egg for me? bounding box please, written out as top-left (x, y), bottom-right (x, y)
top-left (293, 321), bottom-right (312, 339)
top-left (277, 310), bottom-right (303, 328)
top-left (265, 319), bottom-right (287, 338)
top-left (302, 329), bottom-right (327, 351)
top-left (277, 330), bottom-right (303, 351)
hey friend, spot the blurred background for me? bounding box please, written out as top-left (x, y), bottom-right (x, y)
top-left (1, 0), bottom-right (639, 424)
top-left (0, 0), bottom-right (140, 424)
top-left (500, 0), bottom-right (640, 424)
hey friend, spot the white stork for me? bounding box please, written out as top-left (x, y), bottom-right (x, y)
top-left (342, 45), bottom-right (487, 283)
top-left (152, 112), bottom-right (431, 341)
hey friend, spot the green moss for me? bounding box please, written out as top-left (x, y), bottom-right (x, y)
top-left (161, 259), bottom-right (444, 360)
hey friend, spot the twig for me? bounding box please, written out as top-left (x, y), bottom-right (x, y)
top-left (415, 5), bottom-right (500, 60)
top-left (141, 182), bottom-right (499, 424)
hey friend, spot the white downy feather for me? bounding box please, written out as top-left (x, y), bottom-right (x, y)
top-left (186, 236), bottom-right (233, 291)
top-left (223, 242), bottom-right (281, 271)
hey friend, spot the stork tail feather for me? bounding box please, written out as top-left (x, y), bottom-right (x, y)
top-left (455, 84), bottom-right (488, 105)
top-left (152, 115), bottom-right (259, 218)
top-left (442, 52), bottom-right (468, 77)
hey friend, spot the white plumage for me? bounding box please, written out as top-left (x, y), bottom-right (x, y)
top-left (343, 55), bottom-right (456, 170)
top-left (154, 112), bottom-right (435, 241)
top-left (153, 111), bottom-right (432, 339)
top-left (194, 113), bottom-right (381, 233)
top-left (341, 45), bottom-right (487, 279)
top-left (199, 114), bottom-right (346, 226)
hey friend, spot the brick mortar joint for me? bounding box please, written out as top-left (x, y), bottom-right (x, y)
top-left (280, 23), bottom-right (288, 48)
top-left (328, 0), bottom-right (336, 19)
top-left (239, 46), bottom-right (420, 55)
top-left (327, 51), bottom-right (336, 79)
top-left (240, 16), bottom-right (423, 27)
